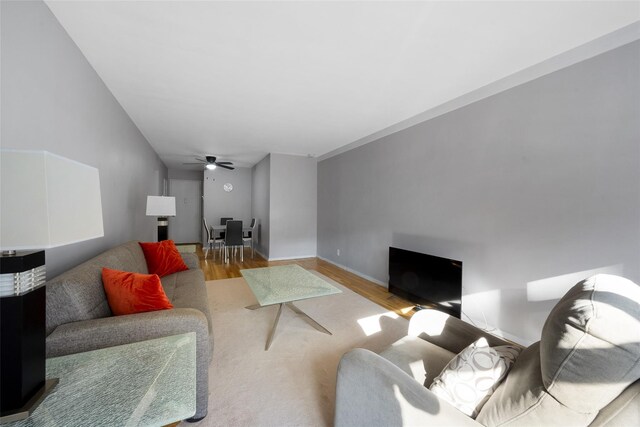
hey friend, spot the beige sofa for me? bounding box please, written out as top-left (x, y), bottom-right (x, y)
top-left (45, 241), bottom-right (213, 421)
top-left (335, 274), bottom-right (640, 426)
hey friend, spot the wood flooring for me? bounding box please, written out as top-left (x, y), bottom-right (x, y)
top-left (197, 245), bottom-right (417, 320)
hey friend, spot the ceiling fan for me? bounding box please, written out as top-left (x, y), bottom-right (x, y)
top-left (184, 155), bottom-right (235, 170)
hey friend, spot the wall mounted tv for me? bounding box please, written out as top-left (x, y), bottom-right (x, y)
top-left (388, 247), bottom-right (462, 318)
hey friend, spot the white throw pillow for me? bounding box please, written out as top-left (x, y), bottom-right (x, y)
top-left (429, 337), bottom-right (520, 418)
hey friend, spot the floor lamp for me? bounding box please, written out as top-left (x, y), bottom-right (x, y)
top-left (0, 150), bottom-right (104, 422)
top-left (146, 196), bottom-right (176, 241)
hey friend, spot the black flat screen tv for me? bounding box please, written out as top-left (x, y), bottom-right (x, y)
top-left (389, 247), bottom-right (462, 318)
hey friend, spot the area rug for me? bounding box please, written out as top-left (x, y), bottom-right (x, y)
top-left (176, 244), bottom-right (197, 253)
top-left (189, 271), bottom-right (409, 427)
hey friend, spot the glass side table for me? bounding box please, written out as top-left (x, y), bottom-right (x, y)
top-left (5, 333), bottom-right (196, 427)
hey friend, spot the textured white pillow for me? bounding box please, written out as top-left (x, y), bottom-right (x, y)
top-left (429, 337), bottom-right (520, 418)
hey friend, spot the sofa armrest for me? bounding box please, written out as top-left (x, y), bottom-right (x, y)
top-left (46, 307), bottom-right (209, 356)
top-left (46, 308), bottom-right (211, 420)
top-left (335, 348), bottom-right (481, 427)
top-left (408, 308), bottom-right (523, 354)
top-left (181, 252), bottom-right (200, 270)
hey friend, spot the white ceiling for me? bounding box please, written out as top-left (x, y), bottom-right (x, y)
top-left (45, 1), bottom-right (640, 170)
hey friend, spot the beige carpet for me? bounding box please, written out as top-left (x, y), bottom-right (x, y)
top-left (176, 244), bottom-right (197, 253)
top-left (190, 271), bottom-right (409, 427)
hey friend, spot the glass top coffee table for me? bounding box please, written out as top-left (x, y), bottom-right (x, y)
top-left (240, 265), bottom-right (342, 350)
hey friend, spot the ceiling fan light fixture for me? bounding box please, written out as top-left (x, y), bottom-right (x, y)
top-left (183, 155), bottom-right (234, 170)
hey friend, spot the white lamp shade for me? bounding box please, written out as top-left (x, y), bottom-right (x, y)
top-left (0, 150), bottom-right (104, 250)
top-left (146, 196), bottom-right (176, 217)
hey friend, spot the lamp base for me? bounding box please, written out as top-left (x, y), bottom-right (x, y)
top-left (157, 217), bottom-right (169, 241)
top-left (1, 251), bottom-right (51, 421)
top-left (0, 378), bottom-right (58, 423)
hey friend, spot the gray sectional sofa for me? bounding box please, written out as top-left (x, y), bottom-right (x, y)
top-left (45, 241), bottom-right (212, 421)
top-left (335, 274), bottom-right (640, 426)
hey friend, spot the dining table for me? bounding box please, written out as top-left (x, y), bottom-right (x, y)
top-left (209, 223), bottom-right (255, 263)
top-left (210, 224), bottom-right (253, 233)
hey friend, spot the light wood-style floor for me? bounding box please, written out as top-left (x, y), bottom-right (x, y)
top-left (196, 244), bottom-right (417, 320)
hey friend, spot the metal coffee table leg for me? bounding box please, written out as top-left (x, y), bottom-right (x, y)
top-left (265, 303), bottom-right (284, 351)
top-left (286, 302), bottom-right (332, 335)
top-left (245, 303), bottom-right (284, 350)
top-left (245, 301), bottom-right (332, 350)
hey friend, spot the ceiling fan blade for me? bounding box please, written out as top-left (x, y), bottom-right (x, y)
top-left (194, 157), bottom-right (207, 162)
top-left (215, 161), bottom-right (233, 165)
top-left (217, 164), bottom-right (235, 170)
top-left (183, 162), bottom-right (205, 165)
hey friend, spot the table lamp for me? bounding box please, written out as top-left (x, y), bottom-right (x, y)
top-left (146, 195), bottom-right (176, 241)
top-left (0, 150), bottom-right (104, 422)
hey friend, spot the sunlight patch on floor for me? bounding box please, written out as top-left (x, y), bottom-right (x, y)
top-left (358, 311), bottom-right (400, 336)
top-left (399, 306), bottom-right (415, 316)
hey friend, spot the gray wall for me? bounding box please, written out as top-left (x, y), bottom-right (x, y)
top-left (1, 0), bottom-right (168, 278)
top-left (269, 154), bottom-right (317, 260)
top-left (251, 155), bottom-right (271, 257)
top-left (203, 166), bottom-right (252, 243)
top-left (318, 41), bottom-right (640, 343)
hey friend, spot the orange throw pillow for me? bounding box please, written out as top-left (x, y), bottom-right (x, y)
top-left (139, 240), bottom-right (188, 277)
top-left (102, 267), bottom-right (173, 316)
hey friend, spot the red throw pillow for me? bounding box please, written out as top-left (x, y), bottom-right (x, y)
top-left (102, 267), bottom-right (173, 316)
top-left (139, 240), bottom-right (188, 277)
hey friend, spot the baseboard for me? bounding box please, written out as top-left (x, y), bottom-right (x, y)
top-left (316, 256), bottom-right (387, 287)
top-left (268, 254), bottom-right (317, 261)
top-left (464, 315), bottom-right (532, 346)
top-left (252, 248), bottom-right (317, 262)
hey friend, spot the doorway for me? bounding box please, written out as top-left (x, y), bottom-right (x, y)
top-left (169, 179), bottom-right (202, 244)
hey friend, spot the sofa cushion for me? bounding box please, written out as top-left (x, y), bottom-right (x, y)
top-left (139, 240), bottom-right (189, 277)
top-left (540, 274), bottom-right (640, 413)
top-left (588, 379), bottom-right (640, 427)
top-left (476, 342), bottom-right (596, 426)
top-left (46, 241), bottom-right (149, 335)
top-left (102, 267), bottom-right (173, 315)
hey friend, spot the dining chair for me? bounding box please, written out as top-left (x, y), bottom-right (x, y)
top-left (243, 218), bottom-right (257, 258)
top-left (219, 217), bottom-right (233, 240)
top-left (224, 220), bottom-right (244, 263)
top-left (203, 218), bottom-right (224, 258)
